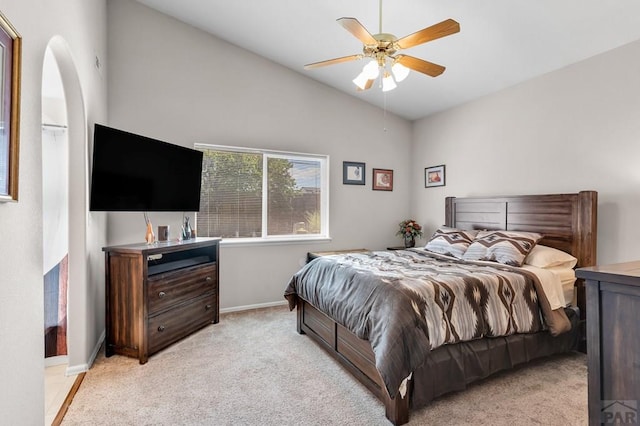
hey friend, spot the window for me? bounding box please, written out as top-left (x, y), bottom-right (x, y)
top-left (195, 144), bottom-right (329, 242)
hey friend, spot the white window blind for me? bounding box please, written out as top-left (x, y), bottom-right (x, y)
top-left (195, 144), bottom-right (329, 241)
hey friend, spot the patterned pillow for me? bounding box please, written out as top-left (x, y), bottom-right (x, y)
top-left (424, 227), bottom-right (479, 259)
top-left (462, 230), bottom-right (542, 267)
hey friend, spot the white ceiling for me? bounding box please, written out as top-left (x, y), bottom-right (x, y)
top-left (135, 0), bottom-right (640, 121)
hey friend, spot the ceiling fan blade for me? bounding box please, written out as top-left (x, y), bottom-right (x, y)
top-left (304, 54), bottom-right (362, 70)
top-left (395, 18), bottom-right (460, 50)
top-left (337, 17), bottom-right (377, 45)
top-left (396, 55), bottom-right (446, 77)
top-left (356, 79), bottom-right (375, 91)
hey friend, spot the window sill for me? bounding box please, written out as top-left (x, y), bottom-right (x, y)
top-left (219, 235), bottom-right (332, 248)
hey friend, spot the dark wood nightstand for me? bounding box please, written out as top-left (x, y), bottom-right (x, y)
top-left (307, 248), bottom-right (369, 263)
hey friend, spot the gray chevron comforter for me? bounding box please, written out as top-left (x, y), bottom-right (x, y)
top-left (284, 248), bottom-right (571, 398)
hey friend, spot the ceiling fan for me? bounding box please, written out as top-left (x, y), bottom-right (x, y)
top-left (304, 1), bottom-right (460, 92)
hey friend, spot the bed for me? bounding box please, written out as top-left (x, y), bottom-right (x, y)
top-left (284, 191), bottom-right (597, 425)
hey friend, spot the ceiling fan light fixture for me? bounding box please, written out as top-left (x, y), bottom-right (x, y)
top-left (382, 72), bottom-right (397, 92)
top-left (352, 71), bottom-right (370, 90)
top-left (304, 3), bottom-right (459, 94)
top-left (362, 60), bottom-right (380, 79)
top-left (391, 62), bottom-right (410, 82)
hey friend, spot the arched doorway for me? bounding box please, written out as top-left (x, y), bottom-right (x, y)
top-left (42, 46), bottom-right (69, 364)
top-left (41, 36), bottom-right (90, 421)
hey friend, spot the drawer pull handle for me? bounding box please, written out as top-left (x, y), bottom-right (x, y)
top-left (158, 325), bottom-right (166, 332)
top-left (158, 291), bottom-right (166, 298)
top-left (205, 304), bottom-right (212, 310)
top-left (205, 276), bottom-right (213, 282)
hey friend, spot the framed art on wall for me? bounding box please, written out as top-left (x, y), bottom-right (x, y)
top-left (425, 165), bottom-right (445, 188)
top-left (372, 168), bottom-right (393, 191)
top-left (0, 12), bottom-right (21, 202)
top-left (343, 161), bottom-right (365, 185)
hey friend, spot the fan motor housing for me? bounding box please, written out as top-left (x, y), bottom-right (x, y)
top-left (363, 33), bottom-right (398, 57)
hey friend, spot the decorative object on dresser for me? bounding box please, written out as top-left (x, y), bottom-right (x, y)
top-left (143, 212), bottom-right (155, 244)
top-left (104, 238), bottom-right (220, 364)
top-left (286, 191), bottom-right (597, 425)
top-left (157, 225), bottom-right (170, 242)
top-left (182, 215), bottom-right (193, 240)
top-left (575, 261), bottom-right (640, 426)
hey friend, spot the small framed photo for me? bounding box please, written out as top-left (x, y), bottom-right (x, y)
top-left (425, 165), bottom-right (445, 188)
top-left (343, 161), bottom-right (365, 185)
top-left (372, 168), bottom-right (393, 191)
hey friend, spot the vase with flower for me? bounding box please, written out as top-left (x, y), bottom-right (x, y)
top-left (396, 219), bottom-right (423, 248)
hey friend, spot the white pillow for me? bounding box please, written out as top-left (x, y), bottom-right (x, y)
top-left (524, 244), bottom-right (577, 269)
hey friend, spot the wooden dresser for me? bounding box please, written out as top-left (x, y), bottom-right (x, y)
top-left (576, 261), bottom-right (640, 425)
top-left (104, 238), bottom-right (221, 363)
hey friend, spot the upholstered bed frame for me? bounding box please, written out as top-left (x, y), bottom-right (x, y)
top-left (295, 191), bottom-right (597, 425)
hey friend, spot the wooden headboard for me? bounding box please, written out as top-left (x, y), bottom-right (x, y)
top-left (445, 191), bottom-right (598, 268)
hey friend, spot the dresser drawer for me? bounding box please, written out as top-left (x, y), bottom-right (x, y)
top-left (147, 263), bottom-right (217, 315)
top-left (148, 293), bottom-right (216, 354)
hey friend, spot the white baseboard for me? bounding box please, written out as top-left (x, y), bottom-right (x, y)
top-left (66, 364), bottom-right (86, 376)
top-left (44, 355), bottom-right (69, 368)
top-left (220, 300), bottom-right (287, 314)
top-left (66, 329), bottom-right (105, 376)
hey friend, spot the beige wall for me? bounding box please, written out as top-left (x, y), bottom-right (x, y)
top-left (412, 39), bottom-right (640, 265)
top-left (0, 0), bottom-right (107, 423)
top-left (3, 0), bottom-right (640, 422)
top-left (106, 0), bottom-right (413, 310)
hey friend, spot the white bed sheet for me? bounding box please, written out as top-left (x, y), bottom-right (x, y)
top-left (549, 267), bottom-right (577, 306)
top-left (520, 264), bottom-right (568, 309)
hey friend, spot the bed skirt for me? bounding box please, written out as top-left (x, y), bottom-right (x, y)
top-left (296, 298), bottom-right (579, 424)
top-left (411, 307), bottom-right (579, 408)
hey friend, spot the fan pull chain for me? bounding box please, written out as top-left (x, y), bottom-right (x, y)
top-left (383, 90), bottom-right (388, 132)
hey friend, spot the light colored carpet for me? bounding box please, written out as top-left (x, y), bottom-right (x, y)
top-left (62, 306), bottom-right (588, 425)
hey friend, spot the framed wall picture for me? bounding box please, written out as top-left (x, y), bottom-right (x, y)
top-left (343, 161), bottom-right (365, 185)
top-left (0, 12), bottom-right (21, 202)
top-left (372, 168), bottom-right (393, 191)
top-left (425, 165), bottom-right (445, 188)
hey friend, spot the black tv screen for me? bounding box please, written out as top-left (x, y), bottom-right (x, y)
top-left (89, 124), bottom-right (203, 212)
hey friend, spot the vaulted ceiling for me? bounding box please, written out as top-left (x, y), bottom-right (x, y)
top-left (135, 0), bottom-right (640, 121)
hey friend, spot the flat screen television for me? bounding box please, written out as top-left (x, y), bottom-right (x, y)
top-left (89, 124), bottom-right (203, 212)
